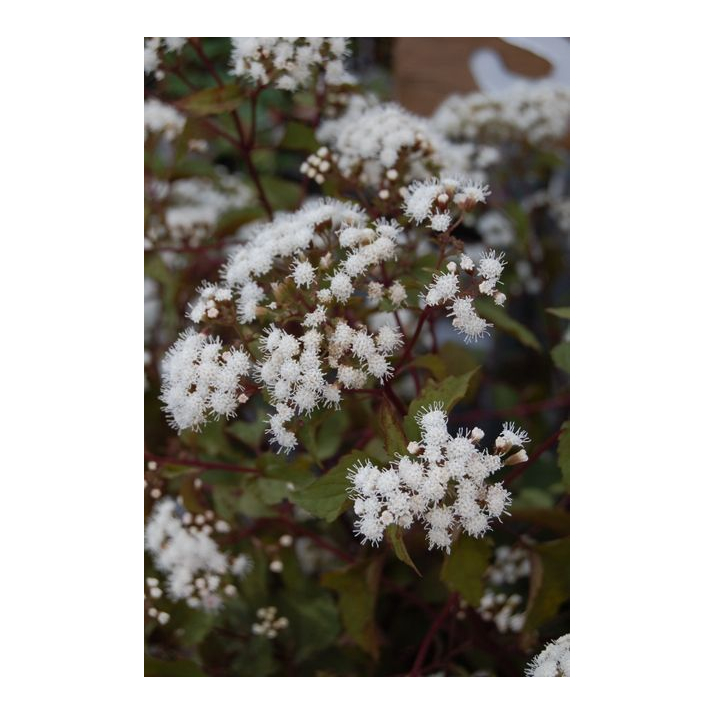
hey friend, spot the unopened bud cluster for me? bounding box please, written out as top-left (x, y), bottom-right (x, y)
top-left (478, 591), bottom-right (525, 633)
top-left (252, 607), bottom-right (289, 638)
top-left (300, 146), bottom-right (332, 185)
top-left (145, 577), bottom-right (171, 625)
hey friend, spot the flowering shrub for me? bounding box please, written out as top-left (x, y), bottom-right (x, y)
top-left (145, 37), bottom-right (570, 677)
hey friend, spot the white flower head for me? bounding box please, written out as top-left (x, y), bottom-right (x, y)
top-left (348, 403), bottom-right (527, 552)
top-left (525, 634), bottom-right (570, 677)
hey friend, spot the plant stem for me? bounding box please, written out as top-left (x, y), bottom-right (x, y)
top-left (144, 452), bottom-right (259, 474)
top-left (408, 592), bottom-right (459, 676)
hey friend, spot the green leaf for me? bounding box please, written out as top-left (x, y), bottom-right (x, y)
top-left (177, 84), bottom-right (244, 116)
top-left (404, 369), bottom-right (479, 442)
top-left (474, 298), bottom-right (542, 352)
top-left (231, 634), bottom-right (277, 676)
top-left (280, 121), bottom-right (319, 152)
top-left (322, 560), bottom-right (381, 658)
top-left (260, 175), bottom-right (301, 211)
top-left (410, 354), bottom-right (448, 381)
top-left (255, 454), bottom-right (314, 505)
top-left (547, 306), bottom-right (570, 320)
top-left (438, 342), bottom-right (482, 378)
top-left (551, 341), bottom-right (570, 373)
top-left (297, 409), bottom-right (348, 464)
top-left (277, 590), bottom-right (341, 662)
top-left (212, 482), bottom-right (272, 519)
top-left (291, 450), bottom-right (370, 522)
top-left (175, 608), bottom-right (215, 646)
top-left (513, 486), bottom-right (556, 510)
top-left (526, 538), bottom-right (570, 630)
top-left (227, 416), bottom-right (265, 451)
top-left (386, 525), bottom-right (421, 576)
top-left (378, 399), bottom-right (408, 457)
top-left (144, 656), bottom-right (205, 677)
top-left (315, 409), bottom-right (349, 461)
top-left (158, 463), bottom-right (199, 479)
top-left (440, 535), bottom-right (492, 606)
top-left (558, 421), bottom-right (570, 491)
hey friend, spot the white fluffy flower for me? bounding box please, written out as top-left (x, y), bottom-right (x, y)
top-left (525, 634), bottom-right (570, 677)
top-left (146, 175), bottom-right (252, 248)
top-left (429, 211), bottom-right (452, 232)
top-left (160, 330), bottom-right (251, 431)
top-left (477, 250), bottom-right (507, 282)
top-left (231, 38), bottom-right (354, 92)
top-left (425, 272), bottom-right (460, 306)
top-left (447, 298), bottom-right (490, 343)
top-left (145, 498), bottom-right (251, 611)
top-left (388, 281), bottom-right (407, 306)
top-left (144, 38), bottom-right (187, 78)
top-left (478, 211), bottom-right (515, 248)
top-left (144, 99), bottom-right (186, 141)
top-left (292, 259), bottom-right (316, 287)
top-left (347, 403), bottom-right (527, 552)
top-left (187, 282), bottom-right (232, 323)
top-left (329, 271), bottom-right (354, 303)
top-left (432, 84), bottom-right (570, 146)
top-left (315, 97), bottom-right (471, 189)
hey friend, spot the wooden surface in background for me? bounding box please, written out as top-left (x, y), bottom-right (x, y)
top-left (394, 38), bottom-right (555, 116)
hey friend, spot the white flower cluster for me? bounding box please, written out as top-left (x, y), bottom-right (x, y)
top-left (402, 174), bottom-right (491, 230)
top-left (347, 404), bottom-right (529, 552)
top-left (144, 99), bottom-right (186, 141)
top-left (161, 198), bottom-right (412, 449)
top-left (252, 606), bottom-right (289, 638)
top-left (313, 96), bottom-right (472, 190)
top-left (144, 37), bottom-right (188, 80)
top-left (420, 248), bottom-right (507, 342)
top-left (525, 634), bottom-right (570, 677)
top-left (478, 591), bottom-right (525, 633)
top-left (159, 330), bottom-right (252, 431)
top-left (230, 37), bottom-right (354, 92)
top-left (478, 211), bottom-right (515, 249)
top-left (475, 545), bottom-right (531, 632)
top-left (487, 544), bottom-right (531, 585)
top-left (223, 198), bottom-right (401, 321)
top-left (145, 498), bottom-right (253, 611)
top-left (187, 282), bottom-right (233, 323)
top-left (258, 321), bottom-right (402, 452)
top-left (431, 84), bottom-right (570, 146)
top-left (145, 175), bottom-right (253, 248)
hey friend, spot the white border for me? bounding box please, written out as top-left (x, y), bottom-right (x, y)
top-left (2, 2), bottom-right (712, 707)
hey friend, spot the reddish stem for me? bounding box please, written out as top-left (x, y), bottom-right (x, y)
top-left (145, 452), bottom-right (259, 474)
top-left (408, 592), bottom-right (459, 676)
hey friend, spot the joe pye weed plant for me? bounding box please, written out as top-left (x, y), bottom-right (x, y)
top-left (145, 37), bottom-right (570, 677)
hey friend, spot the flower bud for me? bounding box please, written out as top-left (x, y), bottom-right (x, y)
top-left (469, 427), bottom-right (485, 443)
top-left (504, 449), bottom-right (529, 466)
